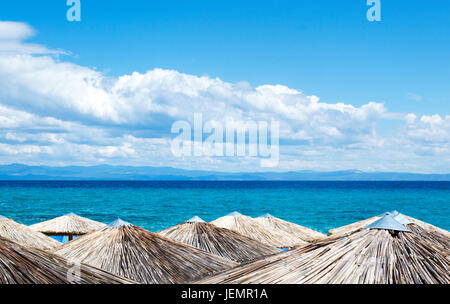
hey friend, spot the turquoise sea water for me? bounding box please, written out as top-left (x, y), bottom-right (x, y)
top-left (0, 181), bottom-right (449, 233)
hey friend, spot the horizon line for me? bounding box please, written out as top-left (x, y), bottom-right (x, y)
top-left (2, 163), bottom-right (450, 176)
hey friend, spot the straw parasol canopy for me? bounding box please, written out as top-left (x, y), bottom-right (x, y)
top-left (53, 219), bottom-right (237, 284)
top-left (329, 210), bottom-right (450, 239)
top-left (349, 211), bottom-right (449, 250)
top-left (0, 236), bottom-right (134, 284)
top-left (211, 212), bottom-right (309, 248)
top-left (254, 213), bottom-right (327, 243)
top-left (404, 215), bottom-right (450, 239)
top-left (0, 215), bottom-right (60, 250)
top-left (29, 213), bottom-right (106, 240)
top-left (197, 214), bottom-right (450, 284)
top-left (158, 216), bottom-right (279, 262)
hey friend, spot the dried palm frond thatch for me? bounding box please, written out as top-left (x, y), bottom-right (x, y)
top-left (329, 211), bottom-right (450, 239)
top-left (54, 219), bottom-right (237, 284)
top-left (211, 212), bottom-right (309, 248)
top-left (30, 213), bottom-right (106, 240)
top-left (159, 216), bottom-right (279, 262)
top-left (254, 214), bottom-right (326, 243)
top-left (339, 212), bottom-right (450, 250)
top-left (0, 215), bottom-right (60, 250)
top-left (405, 216), bottom-right (450, 239)
top-left (197, 215), bottom-right (450, 284)
top-left (0, 236), bottom-right (134, 284)
top-left (328, 215), bottom-right (381, 236)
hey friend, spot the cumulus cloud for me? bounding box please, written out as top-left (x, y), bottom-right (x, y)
top-left (0, 21), bottom-right (448, 172)
top-left (0, 21), bottom-right (66, 55)
top-left (0, 21), bottom-right (35, 40)
top-left (0, 55), bottom-right (386, 145)
top-left (404, 114), bottom-right (450, 144)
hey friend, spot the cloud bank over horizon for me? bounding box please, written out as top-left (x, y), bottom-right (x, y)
top-left (0, 21), bottom-right (449, 173)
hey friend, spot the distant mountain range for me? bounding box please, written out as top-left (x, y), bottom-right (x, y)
top-left (0, 164), bottom-right (449, 181)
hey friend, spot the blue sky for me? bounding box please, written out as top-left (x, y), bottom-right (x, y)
top-left (0, 1), bottom-right (449, 172)
top-left (3, 1), bottom-right (450, 113)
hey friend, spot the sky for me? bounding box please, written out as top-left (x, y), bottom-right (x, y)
top-left (0, 0), bottom-right (449, 173)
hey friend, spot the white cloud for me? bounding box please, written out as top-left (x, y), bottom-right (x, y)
top-left (0, 21), bottom-right (34, 40)
top-left (0, 21), bottom-right (448, 173)
top-left (0, 21), bottom-right (65, 55)
top-left (4, 132), bottom-right (26, 142)
top-left (404, 114), bottom-right (450, 144)
top-left (405, 113), bottom-right (417, 124)
top-left (0, 54), bottom-right (387, 146)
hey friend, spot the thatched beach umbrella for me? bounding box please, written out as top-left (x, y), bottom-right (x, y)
top-left (197, 214), bottom-right (450, 284)
top-left (211, 212), bottom-right (308, 248)
top-left (402, 214), bottom-right (450, 239)
top-left (329, 210), bottom-right (450, 239)
top-left (0, 215), bottom-right (60, 250)
top-left (159, 216), bottom-right (279, 262)
top-left (330, 211), bottom-right (449, 251)
top-left (0, 236), bottom-right (134, 284)
top-left (30, 213), bottom-right (106, 241)
top-left (54, 218), bottom-right (237, 284)
top-left (254, 213), bottom-right (327, 243)
top-left (396, 213), bottom-right (450, 251)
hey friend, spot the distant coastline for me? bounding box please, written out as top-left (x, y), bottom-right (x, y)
top-left (1, 164), bottom-right (450, 181)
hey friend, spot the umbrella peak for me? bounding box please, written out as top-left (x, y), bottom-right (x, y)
top-left (259, 213), bottom-right (276, 218)
top-left (365, 214), bottom-right (411, 232)
top-left (378, 210), bottom-right (413, 225)
top-left (227, 211), bottom-right (243, 217)
top-left (108, 218), bottom-right (132, 228)
top-left (186, 216), bottom-right (205, 223)
top-left (64, 212), bottom-right (78, 217)
top-left (379, 210), bottom-right (402, 216)
top-left (379, 211), bottom-right (396, 217)
top-left (393, 213), bottom-right (413, 225)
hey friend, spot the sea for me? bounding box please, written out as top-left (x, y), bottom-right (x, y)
top-left (0, 181), bottom-right (449, 233)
